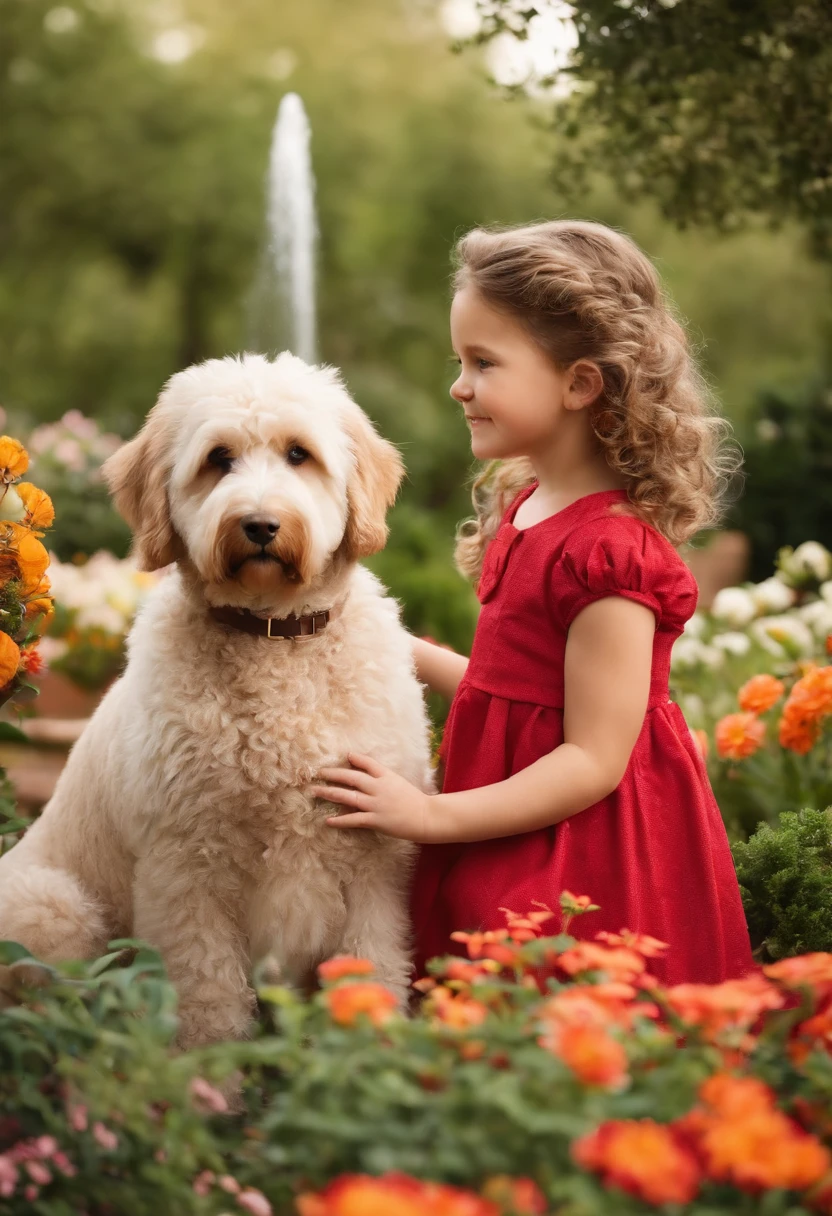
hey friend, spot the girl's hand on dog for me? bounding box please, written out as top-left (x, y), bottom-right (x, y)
top-left (312, 754), bottom-right (438, 843)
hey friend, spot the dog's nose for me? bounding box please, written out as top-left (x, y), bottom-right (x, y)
top-left (241, 515), bottom-right (280, 547)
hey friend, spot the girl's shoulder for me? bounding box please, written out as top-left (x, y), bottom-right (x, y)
top-left (553, 506), bottom-right (698, 631)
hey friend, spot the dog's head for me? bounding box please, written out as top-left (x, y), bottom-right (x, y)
top-left (102, 354), bottom-right (403, 607)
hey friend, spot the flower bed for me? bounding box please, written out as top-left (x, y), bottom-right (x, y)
top-left (2, 896), bottom-right (832, 1214)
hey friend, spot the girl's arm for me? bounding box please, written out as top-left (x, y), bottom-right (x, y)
top-left (430, 596), bottom-right (655, 842)
top-left (412, 635), bottom-right (468, 701)
top-left (314, 597), bottom-right (655, 843)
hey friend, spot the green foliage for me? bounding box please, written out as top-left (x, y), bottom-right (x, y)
top-left (734, 807), bottom-right (832, 960)
top-left (729, 379), bottom-right (832, 581)
top-left (467, 0), bottom-right (832, 251)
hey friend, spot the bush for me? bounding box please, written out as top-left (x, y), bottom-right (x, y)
top-left (734, 808), bottom-right (832, 961)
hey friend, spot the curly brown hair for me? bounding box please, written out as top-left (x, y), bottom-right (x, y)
top-left (452, 220), bottom-right (741, 581)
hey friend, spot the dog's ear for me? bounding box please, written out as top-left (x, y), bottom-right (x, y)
top-left (101, 410), bottom-right (180, 571)
top-left (342, 406), bottom-right (404, 560)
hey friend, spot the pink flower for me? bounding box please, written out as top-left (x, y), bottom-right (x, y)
top-left (237, 1187), bottom-right (273, 1216)
top-left (0, 1156), bottom-right (19, 1198)
top-left (24, 1185), bottom-right (39, 1202)
top-left (68, 1104), bottom-right (88, 1132)
top-left (92, 1122), bottom-right (118, 1152)
top-left (189, 1076), bottom-right (229, 1114)
top-left (219, 1176), bottom-right (241, 1194)
top-left (193, 1170), bottom-right (216, 1196)
top-left (53, 1151), bottom-right (77, 1178)
top-left (33, 1136), bottom-right (58, 1159)
top-left (25, 1161), bottom-right (52, 1186)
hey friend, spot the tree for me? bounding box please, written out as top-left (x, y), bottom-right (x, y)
top-left (466, 0), bottom-right (832, 253)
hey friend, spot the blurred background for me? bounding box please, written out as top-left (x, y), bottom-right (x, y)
top-left (2, 0), bottom-right (832, 808)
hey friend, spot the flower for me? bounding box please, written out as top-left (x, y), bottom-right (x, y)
top-left (557, 940), bottom-right (646, 982)
top-left (750, 577), bottom-right (796, 614)
top-left (325, 981), bottom-right (398, 1028)
top-left (429, 988), bottom-right (489, 1029)
top-left (237, 1189), bottom-right (273, 1216)
top-left (777, 665), bottom-right (832, 753)
top-left (0, 633), bottom-right (21, 686)
top-left (711, 631), bottom-right (752, 656)
top-left (711, 586), bottom-right (757, 627)
top-left (664, 974), bottom-right (784, 1039)
top-left (189, 1076), bottom-right (229, 1114)
top-left (572, 1119), bottom-right (701, 1205)
top-left (763, 952), bottom-right (832, 992)
top-left (4, 527), bottom-right (50, 595)
top-left (296, 1173), bottom-right (501, 1216)
top-left (751, 615), bottom-right (815, 658)
top-left (0, 438), bottom-right (28, 482)
top-left (779, 542), bottom-right (832, 585)
top-left (15, 483), bottom-right (54, 533)
top-left (91, 1122), bottom-right (118, 1151)
top-left (317, 956), bottom-right (376, 982)
top-left (542, 1022), bottom-right (629, 1089)
top-left (715, 713), bottom-right (766, 760)
top-left (737, 674), bottom-right (785, 714)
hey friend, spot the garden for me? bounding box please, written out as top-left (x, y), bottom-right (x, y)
top-left (2, 0), bottom-right (832, 1212)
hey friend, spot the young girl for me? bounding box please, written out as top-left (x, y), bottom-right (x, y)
top-left (311, 219), bottom-right (754, 986)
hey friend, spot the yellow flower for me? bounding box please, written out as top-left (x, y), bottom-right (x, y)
top-left (0, 438), bottom-right (28, 482)
top-left (0, 632), bottom-right (21, 686)
top-left (14, 529), bottom-right (50, 595)
top-left (16, 483), bottom-right (55, 533)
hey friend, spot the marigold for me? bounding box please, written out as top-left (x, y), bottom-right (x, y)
top-left (664, 975), bottom-right (784, 1038)
top-left (715, 712), bottom-right (766, 760)
top-left (325, 982), bottom-right (398, 1028)
top-left (317, 956), bottom-right (376, 982)
top-left (778, 708), bottom-right (817, 755)
top-left (0, 438), bottom-right (28, 482)
top-left (572, 1119), bottom-right (701, 1205)
top-left (738, 674), bottom-right (785, 714)
top-left (543, 1022), bottom-right (629, 1089)
top-left (296, 1173), bottom-right (501, 1216)
top-left (787, 665), bottom-right (832, 720)
top-left (557, 940), bottom-right (646, 982)
top-left (698, 1073), bottom-right (776, 1117)
top-left (15, 484), bottom-right (54, 533)
top-left (690, 1107), bottom-right (830, 1193)
top-left (0, 633), bottom-right (21, 686)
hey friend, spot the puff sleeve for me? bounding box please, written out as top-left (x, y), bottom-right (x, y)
top-left (554, 515), bottom-right (697, 633)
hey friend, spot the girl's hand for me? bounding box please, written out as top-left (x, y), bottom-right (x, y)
top-left (310, 754), bottom-right (437, 843)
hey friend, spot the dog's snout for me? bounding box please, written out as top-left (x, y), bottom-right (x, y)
top-left (241, 515), bottom-right (280, 547)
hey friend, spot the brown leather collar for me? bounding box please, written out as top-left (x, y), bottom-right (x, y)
top-left (209, 603), bottom-right (340, 641)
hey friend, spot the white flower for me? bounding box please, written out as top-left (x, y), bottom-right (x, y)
top-left (75, 604), bottom-right (127, 634)
top-left (0, 485), bottom-right (26, 523)
top-left (750, 577), bottom-right (796, 614)
top-left (700, 644), bottom-right (725, 669)
top-left (711, 631), bottom-right (752, 656)
top-left (751, 615), bottom-right (815, 658)
top-left (671, 637), bottom-right (708, 670)
top-left (710, 586), bottom-right (756, 628)
top-left (797, 600), bottom-right (832, 640)
top-left (680, 692), bottom-right (705, 723)
top-left (682, 612), bottom-right (706, 638)
top-left (820, 581), bottom-right (832, 607)
top-left (780, 542), bottom-right (832, 584)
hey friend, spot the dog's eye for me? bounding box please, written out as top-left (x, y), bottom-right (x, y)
top-left (286, 445), bottom-right (309, 467)
top-left (208, 447), bottom-right (234, 473)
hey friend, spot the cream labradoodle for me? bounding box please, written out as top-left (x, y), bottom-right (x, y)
top-left (0, 354), bottom-right (434, 1047)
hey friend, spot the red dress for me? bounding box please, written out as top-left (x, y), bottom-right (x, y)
top-left (412, 486), bottom-right (754, 986)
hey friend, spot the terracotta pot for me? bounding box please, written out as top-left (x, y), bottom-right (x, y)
top-left (31, 668), bottom-right (110, 720)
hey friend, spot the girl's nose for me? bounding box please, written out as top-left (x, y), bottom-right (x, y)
top-left (450, 374), bottom-right (472, 403)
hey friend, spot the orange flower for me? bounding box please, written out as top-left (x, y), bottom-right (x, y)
top-left (594, 929), bottom-right (669, 959)
top-left (540, 981), bottom-right (658, 1032)
top-left (324, 982), bottom-right (398, 1028)
top-left (698, 1073), bottom-right (776, 1117)
top-left (715, 712), bottom-right (766, 760)
top-left (779, 709), bottom-right (817, 755)
top-left (572, 1119), bottom-right (701, 1205)
top-left (738, 674), bottom-right (785, 714)
top-left (19, 643), bottom-right (43, 676)
top-left (296, 1173), bottom-right (501, 1216)
top-left (557, 940), bottom-right (646, 983)
top-left (787, 665), bottom-right (832, 720)
top-left (16, 483), bottom-right (54, 533)
top-left (1, 525), bottom-right (50, 595)
top-left (0, 632), bottom-right (21, 686)
top-left (664, 974), bottom-right (784, 1039)
top-left (450, 927), bottom-right (521, 967)
top-left (481, 1176), bottom-right (547, 1214)
top-left (499, 904), bottom-right (554, 941)
top-left (317, 956), bottom-right (376, 982)
top-left (23, 596), bottom-right (54, 633)
top-left (690, 1107), bottom-right (830, 1193)
top-left (543, 1022), bottom-right (629, 1089)
top-left (764, 952), bottom-right (832, 995)
top-left (0, 437), bottom-right (28, 481)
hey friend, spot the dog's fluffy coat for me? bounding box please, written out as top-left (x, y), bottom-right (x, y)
top-left (0, 354), bottom-right (434, 1046)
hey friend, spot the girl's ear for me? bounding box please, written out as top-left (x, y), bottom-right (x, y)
top-left (565, 360), bottom-right (605, 411)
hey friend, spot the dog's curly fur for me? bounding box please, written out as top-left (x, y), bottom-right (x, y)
top-left (0, 353), bottom-right (434, 1047)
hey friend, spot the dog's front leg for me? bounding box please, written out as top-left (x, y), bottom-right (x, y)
top-left (133, 856), bottom-right (256, 1049)
top-left (338, 852), bottom-right (415, 1008)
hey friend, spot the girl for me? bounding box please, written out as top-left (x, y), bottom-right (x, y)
top-left (311, 220), bottom-right (754, 986)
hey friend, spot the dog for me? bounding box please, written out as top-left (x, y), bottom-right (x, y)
top-left (0, 353), bottom-right (434, 1047)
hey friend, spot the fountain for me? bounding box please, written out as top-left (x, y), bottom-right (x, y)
top-left (248, 93), bottom-right (318, 363)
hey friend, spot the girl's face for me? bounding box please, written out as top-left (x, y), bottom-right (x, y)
top-left (449, 286), bottom-right (597, 463)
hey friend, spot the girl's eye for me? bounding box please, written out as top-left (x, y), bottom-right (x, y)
top-left (287, 444), bottom-right (309, 467)
top-left (208, 447), bottom-right (233, 473)
top-left (477, 358), bottom-right (493, 371)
